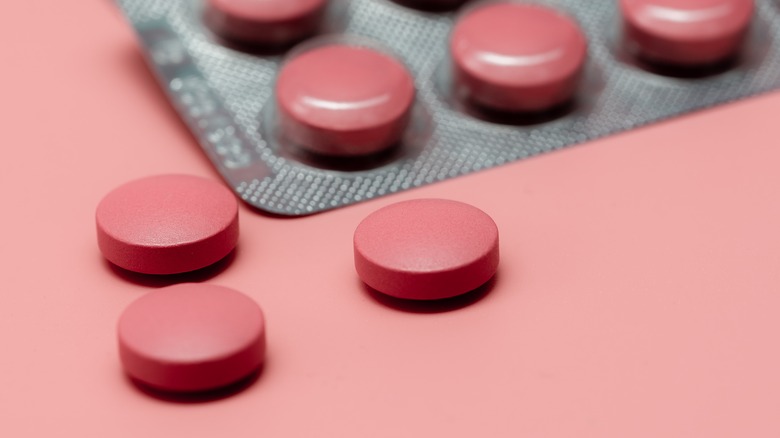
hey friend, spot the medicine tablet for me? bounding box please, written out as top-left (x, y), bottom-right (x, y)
top-left (118, 284), bottom-right (266, 393)
top-left (276, 44), bottom-right (415, 157)
top-left (450, 2), bottom-right (587, 113)
top-left (205, 0), bottom-right (327, 47)
top-left (354, 199), bottom-right (499, 301)
top-left (620, 0), bottom-right (754, 66)
top-left (96, 174), bottom-right (239, 275)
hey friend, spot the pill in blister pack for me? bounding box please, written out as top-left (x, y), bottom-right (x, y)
top-left (116, 0), bottom-right (777, 216)
top-left (273, 38), bottom-right (416, 158)
top-left (620, 0), bottom-right (755, 67)
top-left (204, 0), bottom-right (330, 47)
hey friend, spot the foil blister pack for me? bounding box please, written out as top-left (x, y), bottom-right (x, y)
top-left (116, 0), bottom-right (780, 215)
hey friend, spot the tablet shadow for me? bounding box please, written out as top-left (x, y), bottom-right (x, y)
top-left (124, 365), bottom-right (264, 404)
top-left (102, 248), bottom-right (237, 288)
top-left (362, 274), bottom-right (499, 314)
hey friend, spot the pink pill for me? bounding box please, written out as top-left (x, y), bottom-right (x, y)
top-left (275, 44), bottom-right (416, 157)
top-left (96, 174), bottom-right (239, 275)
top-left (354, 199), bottom-right (500, 301)
top-left (450, 2), bottom-right (587, 113)
top-left (205, 0), bottom-right (328, 47)
top-left (620, 0), bottom-right (754, 66)
top-left (118, 284), bottom-right (266, 393)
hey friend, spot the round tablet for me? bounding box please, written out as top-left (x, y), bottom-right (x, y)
top-left (620, 0), bottom-right (754, 66)
top-left (450, 2), bottom-right (587, 113)
top-left (276, 44), bottom-right (416, 157)
top-left (205, 0), bottom-right (327, 47)
top-left (96, 174), bottom-right (239, 275)
top-left (354, 199), bottom-right (500, 301)
top-left (118, 284), bottom-right (266, 393)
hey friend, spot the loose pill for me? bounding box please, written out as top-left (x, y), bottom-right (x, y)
top-left (354, 199), bottom-right (499, 301)
top-left (620, 0), bottom-right (754, 66)
top-left (205, 0), bottom-right (328, 47)
top-left (118, 284), bottom-right (266, 393)
top-left (450, 2), bottom-right (587, 113)
top-left (96, 174), bottom-right (239, 275)
top-left (275, 44), bottom-right (415, 157)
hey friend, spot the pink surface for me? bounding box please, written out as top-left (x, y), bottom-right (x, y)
top-left (620, 0), bottom-right (754, 65)
top-left (450, 2), bottom-right (587, 112)
top-left (96, 174), bottom-right (239, 274)
top-left (2, 0), bottom-right (780, 437)
top-left (276, 44), bottom-right (415, 156)
top-left (354, 199), bottom-right (499, 300)
top-left (118, 284), bottom-right (265, 392)
top-left (205, 0), bottom-right (327, 46)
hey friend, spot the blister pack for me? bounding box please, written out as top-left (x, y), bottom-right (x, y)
top-left (116, 0), bottom-right (780, 215)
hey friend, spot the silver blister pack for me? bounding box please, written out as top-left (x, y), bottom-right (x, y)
top-left (116, 0), bottom-right (780, 215)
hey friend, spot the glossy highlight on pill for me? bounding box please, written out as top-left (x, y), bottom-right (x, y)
top-left (276, 43), bottom-right (416, 157)
top-left (450, 2), bottom-right (587, 112)
top-left (620, 0), bottom-right (754, 66)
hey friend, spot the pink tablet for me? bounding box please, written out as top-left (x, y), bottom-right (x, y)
top-left (450, 2), bottom-right (587, 113)
top-left (95, 174), bottom-right (239, 275)
top-left (620, 0), bottom-right (754, 66)
top-left (205, 0), bottom-right (327, 46)
top-left (118, 284), bottom-right (266, 393)
top-left (354, 199), bottom-right (499, 301)
top-left (275, 44), bottom-right (416, 157)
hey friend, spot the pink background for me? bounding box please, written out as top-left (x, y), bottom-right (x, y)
top-left (2, 1), bottom-right (779, 436)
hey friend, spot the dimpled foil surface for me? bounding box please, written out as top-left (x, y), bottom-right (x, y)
top-left (116, 0), bottom-right (780, 215)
